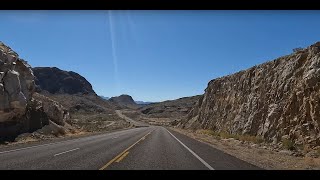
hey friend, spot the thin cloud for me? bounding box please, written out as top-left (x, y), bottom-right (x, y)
top-left (3, 11), bottom-right (48, 23)
top-left (108, 10), bottom-right (120, 93)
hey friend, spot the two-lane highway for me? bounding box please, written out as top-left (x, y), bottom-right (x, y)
top-left (0, 126), bottom-right (261, 170)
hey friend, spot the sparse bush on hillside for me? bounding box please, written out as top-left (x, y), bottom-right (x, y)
top-left (219, 131), bottom-right (237, 139)
top-left (200, 129), bottom-right (220, 137)
top-left (293, 47), bottom-right (304, 52)
top-left (197, 129), bottom-right (264, 144)
top-left (239, 134), bottom-right (264, 144)
top-left (282, 139), bottom-right (296, 150)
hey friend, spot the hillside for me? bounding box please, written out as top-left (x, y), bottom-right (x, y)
top-left (33, 67), bottom-right (96, 95)
top-left (0, 42), bottom-right (130, 143)
top-left (140, 95), bottom-right (201, 119)
top-left (180, 41), bottom-right (320, 150)
top-left (121, 95), bottom-right (201, 126)
top-left (32, 67), bottom-right (129, 134)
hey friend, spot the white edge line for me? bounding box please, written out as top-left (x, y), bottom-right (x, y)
top-left (166, 129), bottom-right (215, 170)
top-left (0, 141), bottom-right (71, 154)
top-left (54, 148), bottom-right (80, 157)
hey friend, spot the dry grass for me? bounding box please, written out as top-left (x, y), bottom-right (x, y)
top-left (197, 129), bottom-right (264, 144)
top-left (304, 157), bottom-right (320, 168)
top-left (197, 129), bottom-right (220, 136)
top-left (238, 134), bottom-right (264, 144)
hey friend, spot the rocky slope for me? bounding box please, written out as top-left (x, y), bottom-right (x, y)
top-left (140, 95), bottom-right (201, 119)
top-left (33, 67), bottom-right (118, 113)
top-left (120, 95), bottom-right (201, 127)
top-left (0, 42), bottom-right (69, 140)
top-left (32, 67), bottom-right (129, 133)
top-left (33, 67), bottom-right (96, 95)
top-left (181, 41), bottom-right (320, 148)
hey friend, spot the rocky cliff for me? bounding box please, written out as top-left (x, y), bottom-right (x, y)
top-left (33, 67), bottom-right (96, 95)
top-left (0, 42), bottom-right (37, 138)
top-left (0, 42), bottom-right (69, 140)
top-left (182, 42), bottom-right (320, 148)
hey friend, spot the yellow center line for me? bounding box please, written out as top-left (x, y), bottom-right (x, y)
top-left (99, 130), bottom-right (153, 170)
top-left (115, 151), bottom-right (129, 163)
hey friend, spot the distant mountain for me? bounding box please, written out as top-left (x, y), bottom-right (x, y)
top-left (108, 94), bottom-right (139, 109)
top-left (139, 95), bottom-right (201, 119)
top-left (100, 96), bottom-right (110, 100)
top-left (135, 101), bottom-right (155, 105)
top-left (32, 67), bottom-right (118, 113)
top-left (33, 67), bottom-right (96, 95)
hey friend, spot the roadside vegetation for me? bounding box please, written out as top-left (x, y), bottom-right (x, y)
top-left (282, 139), bottom-right (296, 150)
top-left (197, 129), bottom-right (264, 144)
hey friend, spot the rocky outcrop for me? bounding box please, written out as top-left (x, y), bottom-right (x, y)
top-left (182, 42), bottom-right (320, 148)
top-left (0, 42), bottom-right (37, 138)
top-left (32, 93), bottom-right (70, 126)
top-left (32, 67), bottom-right (96, 95)
top-left (0, 42), bottom-right (70, 140)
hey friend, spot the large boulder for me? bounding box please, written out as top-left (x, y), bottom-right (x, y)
top-left (32, 93), bottom-right (70, 126)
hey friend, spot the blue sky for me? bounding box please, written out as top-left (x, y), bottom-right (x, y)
top-left (1, 10), bottom-right (320, 102)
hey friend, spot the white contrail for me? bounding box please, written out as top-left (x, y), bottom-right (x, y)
top-left (108, 10), bottom-right (120, 92)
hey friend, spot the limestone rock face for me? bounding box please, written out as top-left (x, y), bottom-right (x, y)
top-left (0, 42), bottom-right (69, 139)
top-left (0, 42), bottom-right (35, 124)
top-left (182, 41), bottom-right (320, 147)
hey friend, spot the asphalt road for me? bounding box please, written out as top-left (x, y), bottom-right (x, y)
top-left (0, 126), bottom-right (261, 170)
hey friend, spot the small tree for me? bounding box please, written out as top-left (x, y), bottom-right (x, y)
top-left (293, 47), bottom-right (303, 52)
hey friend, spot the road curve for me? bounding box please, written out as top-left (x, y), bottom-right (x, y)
top-left (115, 110), bottom-right (149, 127)
top-left (0, 126), bottom-right (261, 170)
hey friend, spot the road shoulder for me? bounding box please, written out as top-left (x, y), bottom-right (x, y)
top-left (169, 127), bottom-right (320, 170)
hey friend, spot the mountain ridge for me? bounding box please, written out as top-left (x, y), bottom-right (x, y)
top-left (33, 67), bottom-right (96, 95)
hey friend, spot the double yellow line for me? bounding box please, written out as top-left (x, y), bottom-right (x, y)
top-left (99, 130), bottom-right (153, 170)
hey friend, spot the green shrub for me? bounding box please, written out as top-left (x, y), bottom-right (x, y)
top-left (282, 139), bottom-right (296, 150)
